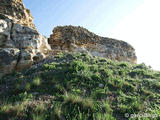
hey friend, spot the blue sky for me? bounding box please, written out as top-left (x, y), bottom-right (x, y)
top-left (23, 0), bottom-right (160, 70)
top-left (23, 0), bottom-right (143, 37)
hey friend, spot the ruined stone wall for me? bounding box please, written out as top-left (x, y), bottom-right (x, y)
top-left (0, 0), bottom-right (137, 78)
top-left (0, 1), bottom-right (51, 78)
top-left (49, 26), bottom-right (137, 63)
top-left (0, 0), bottom-right (36, 29)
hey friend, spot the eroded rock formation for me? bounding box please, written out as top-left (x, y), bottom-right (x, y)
top-left (0, 2), bottom-right (51, 78)
top-left (49, 26), bottom-right (137, 63)
top-left (0, 0), bottom-right (35, 29)
top-left (0, 0), bottom-right (137, 78)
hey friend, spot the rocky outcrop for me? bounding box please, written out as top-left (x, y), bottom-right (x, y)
top-left (0, 0), bottom-right (35, 29)
top-left (0, 13), bottom-right (50, 78)
top-left (0, 0), bottom-right (137, 78)
top-left (49, 26), bottom-right (137, 63)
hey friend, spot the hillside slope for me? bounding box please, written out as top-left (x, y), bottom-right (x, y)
top-left (0, 53), bottom-right (160, 120)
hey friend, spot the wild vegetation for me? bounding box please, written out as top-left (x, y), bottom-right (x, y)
top-left (0, 53), bottom-right (160, 120)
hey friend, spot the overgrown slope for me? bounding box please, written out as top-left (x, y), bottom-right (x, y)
top-left (0, 53), bottom-right (160, 120)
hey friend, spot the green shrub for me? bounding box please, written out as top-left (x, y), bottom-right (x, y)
top-left (1, 53), bottom-right (160, 120)
top-left (62, 95), bottom-right (96, 120)
top-left (32, 77), bottom-right (41, 86)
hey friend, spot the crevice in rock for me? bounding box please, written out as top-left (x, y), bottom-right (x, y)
top-left (14, 48), bottom-right (22, 71)
top-left (10, 21), bottom-right (17, 47)
top-left (10, 22), bottom-right (22, 71)
top-left (0, 33), bottom-right (8, 48)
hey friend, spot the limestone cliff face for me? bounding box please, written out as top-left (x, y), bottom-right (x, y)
top-left (49, 26), bottom-right (137, 63)
top-left (0, 0), bottom-right (35, 29)
top-left (0, 2), bottom-right (51, 78)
